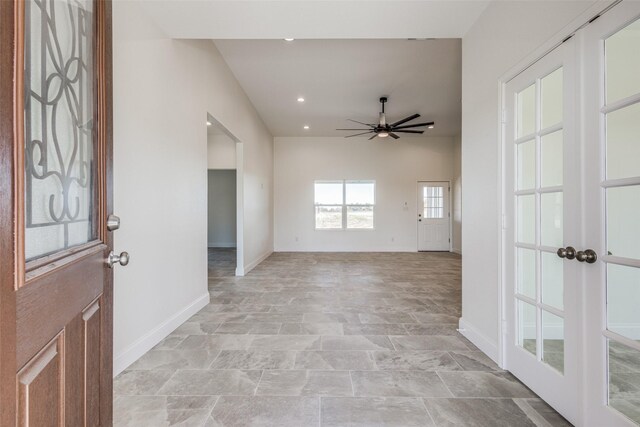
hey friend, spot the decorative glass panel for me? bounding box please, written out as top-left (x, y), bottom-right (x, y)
top-left (608, 340), bottom-right (640, 425)
top-left (541, 131), bottom-right (563, 187)
top-left (517, 139), bottom-right (536, 190)
top-left (607, 185), bottom-right (640, 260)
top-left (423, 186), bottom-right (444, 219)
top-left (607, 264), bottom-right (640, 341)
top-left (606, 103), bottom-right (640, 181)
top-left (542, 310), bottom-right (564, 374)
top-left (542, 251), bottom-right (563, 310)
top-left (541, 192), bottom-right (563, 248)
top-left (541, 68), bottom-right (563, 129)
top-left (517, 195), bottom-right (535, 244)
top-left (606, 19), bottom-right (640, 104)
top-left (517, 84), bottom-right (536, 138)
top-left (24, 0), bottom-right (96, 261)
top-left (518, 300), bottom-right (537, 357)
top-left (517, 248), bottom-right (536, 299)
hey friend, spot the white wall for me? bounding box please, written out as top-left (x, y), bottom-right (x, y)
top-left (208, 170), bottom-right (237, 247)
top-left (460, 1), bottom-right (598, 360)
top-left (274, 137), bottom-right (456, 252)
top-left (207, 132), bottom-right (236, 170)
top-left (452, 134), bottom-right (462, 254)
top-left (112, 2), bottom-right (273, 374)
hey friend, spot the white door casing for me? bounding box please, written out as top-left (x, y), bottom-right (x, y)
top-left (418, 181), bottom-right (451, 251)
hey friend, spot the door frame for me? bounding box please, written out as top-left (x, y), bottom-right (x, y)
top-left (0, 0), bottom-right (114, 424)
top-left (416, 180), bottom-right (452, 252)
top-left (497, 0), bottom-right (620, 424)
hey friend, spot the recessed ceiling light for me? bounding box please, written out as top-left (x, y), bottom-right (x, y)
top-left (206, 121), bottom-right (212, 126)
top-left (297, 97), bottom-right (305, 103)
top-left (303, 125), bottom-right (310, 130)
top-left (284, 38), bottom-right (294, 42)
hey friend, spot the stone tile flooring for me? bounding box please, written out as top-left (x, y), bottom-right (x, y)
top-left (114, 250), bottom-right (572, 426)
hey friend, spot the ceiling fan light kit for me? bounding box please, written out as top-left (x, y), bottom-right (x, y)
top-left (337, 97), bottom-right (434, 140)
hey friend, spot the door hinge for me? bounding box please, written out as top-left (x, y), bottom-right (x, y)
top-left (502, 319), bottom-right (509, 335)
top-left (502, 214), bottom-right (508, 230)
top-left (501, 109), bottom-right (507, 124)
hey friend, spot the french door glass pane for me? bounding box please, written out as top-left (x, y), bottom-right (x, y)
top-left (518, 300), bottom-right (537, 356)
top-left (517, 248), bottom-right (536, 299)
top-left (541, 192), bottom-right (563, 247)
top-left (542, 68), bottom-right (563, 129)
top-left (608, 340), bottom-right (640, 424)
top-left (606, 103), bottom-right (640, 181)
top-left (24, 0), bottom-right (96, 260)
top-left (607, 185), bottom-right (640, 260)
top-left (542, 310), bottom-right (564, 374)
top-left (541, 131), bottom-right (563, 187)
top-left (607, 264), bottom-right (640, 341)
top-left (518, 140), bottom-right (536, 190)
top-left (517, 84), bottom-right (536, 137)
top-left (542, 251), bottom-right (563, 310)
top-left (605, 19), bottom-right (640, 104)
top-left (517, 195), bottom-right (536, 244)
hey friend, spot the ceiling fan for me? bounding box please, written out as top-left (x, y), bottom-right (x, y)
top-left (337, 97), bottom-right (434, 140)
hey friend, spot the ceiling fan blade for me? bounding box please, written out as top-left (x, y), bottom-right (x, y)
top-left (392, 121), bottom-right (434, 130)
top-left (389, 133), bottom-right (400, 139)
top-left (345, 131), bottom-right (374, 138)
top-left (390, 113), bottom-right (420, 128)
top-left (368, 134), bottom-right (378, 140)
top-left (336, 128), bottom-right (372, 131)
top-left (348, 119), bottom-right (375, 127)
top-left (394, 129), bottom-right (424, 134)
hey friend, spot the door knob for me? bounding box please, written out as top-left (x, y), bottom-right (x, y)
top-left (576, 249), bottom-right (597, 264)
top-left (557, 246), bottom-right (576, 260)
top-left (107, 251), bottom-right (130, 268)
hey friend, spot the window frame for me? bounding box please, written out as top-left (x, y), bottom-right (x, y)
top-left (314, 180), bottom-right (376, 230)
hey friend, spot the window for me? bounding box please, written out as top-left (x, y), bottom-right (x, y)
top-left (315, 180), bottom-right (375, 229)
top-left (423, 186), bottom-right (444, 219)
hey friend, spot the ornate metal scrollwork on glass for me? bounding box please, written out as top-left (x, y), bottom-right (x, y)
top-left (24, 0), bottom-right (96, 261)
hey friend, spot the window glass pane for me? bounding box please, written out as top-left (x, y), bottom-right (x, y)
top-left (315, 182), bottom-right (343, 205)
top-left (517, 195), bottom-right (535, 244)
top-left (517, 248), bottom-right (536, 299)
top-left (542, 251), bottom-right (563, 310)
top-left (606, 103), bottom-right (640, 181)
top-left (517, 140), bottom-right (536, 190)
top-left (541, 130), bottom-right (563, 187)
top-left (541, 192), bottom-right (563, 248)
top-left (346, 182), bottom-right (374, 205)
top-left (541, 68), bottom-right (563, 129)
top-left (608, 340), bottom-right (640, 425)
top-left (517, 83), bottom-right (536, 137)
top-left (24, 0), bottom-right (96, 261)
top-left (542, 310), bottom-right (564, 374)
top-left (518, 300), bottom-right (537, 357)
top-left (347, 206), bottom-right (373, 229)
top-left (315, 206), bottom-right (342, 229)
top-left (607, 185), bottom-right (640, 260)
top-left (607, 264), bottom-right (640, 341)
top-left (606, 19), bottom-right (640, 104)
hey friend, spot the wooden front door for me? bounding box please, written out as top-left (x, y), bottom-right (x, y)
top-left (0, 0), bottom-right (114, 425)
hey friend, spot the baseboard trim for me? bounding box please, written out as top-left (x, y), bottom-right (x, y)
top-left (452, 248), bottom-right (462, 255)
top-left (113, 292), bottom-right (210, 376)
top-left (237, 250), bottom-right (272, 276)
top-left (458, 317), bottom-right (499, 364)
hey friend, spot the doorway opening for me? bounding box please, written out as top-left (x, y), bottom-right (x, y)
top-left (206, 113), bottom-right (243, 277)
top-left (417, 181), bottom-right (452, 251)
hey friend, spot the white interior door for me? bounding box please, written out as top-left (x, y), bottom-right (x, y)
top-left (503, 40), bottom-right (581, 424)
top-left (417, 182), bottom-right (450, 251)
top-left (583, 3), bottom-right (640, 425)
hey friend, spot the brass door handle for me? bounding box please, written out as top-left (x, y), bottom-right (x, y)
top-left (576, 249), bottom-right (597, 264)
top-left (557, 246), bottom-right (576, 260)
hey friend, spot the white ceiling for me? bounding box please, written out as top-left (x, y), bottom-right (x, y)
top-left (214, 38), bottom-right (462, 137)
top-left (138, 1), bottom-right (489, 40)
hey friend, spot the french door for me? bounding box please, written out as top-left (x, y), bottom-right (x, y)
top-left (504, 2), bottom-right (640, 425)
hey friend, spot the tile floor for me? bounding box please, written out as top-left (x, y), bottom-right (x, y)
top-left (114, 250), bottom-right (572, 426)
